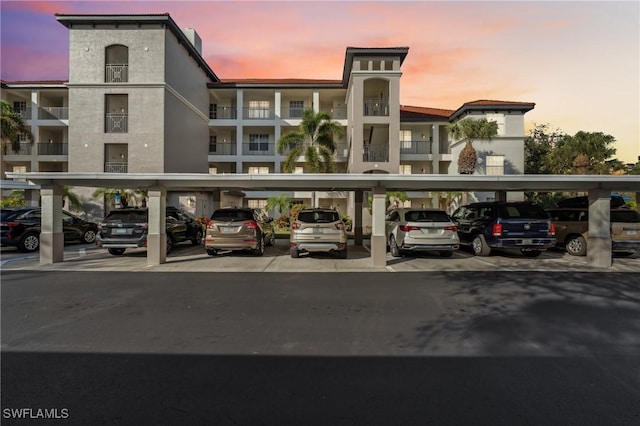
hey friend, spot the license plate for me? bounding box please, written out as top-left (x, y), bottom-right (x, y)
top-left (112, 228), bottom-right (129, 235)
top-left (625, 230), bottom-right (638, 235)
top-left (313, 227), bottom-right (324, 234)
top-left (220, 226), bottom-right (236, 234)
top-left (423, 228), bottom-right (438, 234)
top-left (522, 239), bottom-right (532, 245)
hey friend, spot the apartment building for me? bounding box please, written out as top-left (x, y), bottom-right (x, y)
top-left (1, 13), bottom-right (534, 220)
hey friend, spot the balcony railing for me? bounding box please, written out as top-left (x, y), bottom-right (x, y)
top-left (363, 143), bottom-right (389, 162)
top-left (242, 142), bottom-right (275, 156)
top-left (243, 107), bottom-right (275, 120)
top-left (209, 106), bottom-right (237, 120)
top-left (209, 143), bottom-right (237, 155)
top-left (105, 64), bottom-right (129, 83)
top-left (105, 113), bottom-right (128, 133)
top-left (363, 98), bottom-right (389, 116)
top-left (104, 162), bottom-right (128, 173)
top-left (400, 140), bottom-right (433, 155)
top-left (13, 108), bottom-right (32, 120)
top-left (37, 143), bottom-right (68, 155)
top-left (38, 107), bottom-right (68, 120)
top-left (2, 142), bottom-right (32, 155)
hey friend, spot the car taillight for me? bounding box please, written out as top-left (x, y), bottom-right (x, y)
top-left (206, 221), bottom-right (215, 229)
top-left (492, 223), bottom-right (502, 236)
top-left (399, 224), bottom-right (420, 232)
top-left (244, 221), bottom-right (258, 229)
top-left (550, 223), bottom-right (556, 236)
top-left (444, 225), bottom-right (457, 232)
top-left (335, 222), bottom-right (345, 230)
top-left (3, 221), bottom-right (19, 228)
top-left (135, 222), bottom-right (148, 229)
top-left (291, 222), bottom-right (300, 230)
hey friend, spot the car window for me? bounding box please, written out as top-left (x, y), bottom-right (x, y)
top-left (211, 209), bottom-right (254, 221)
top-left (451, 208), bottom-right (466, 220)
top-left (385, 211), bottom-right (400, 221)
top-left (501, 204), bottom-right (548, 219)
top-left (404, 210), bottom-right (450, 222)
top-left (104, 211), bottom-right (147, 222)
top-left (298, 211), bottom-right (339, 223)
top-left (611, 210), bottom-right (640, 223)
top-left (1, 210), bottom-right (22, 221)
top-left (21, 211), bottom-right (41, 220)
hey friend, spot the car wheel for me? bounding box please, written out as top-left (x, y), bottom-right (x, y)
top-left (472, 235), bottom-right (491, 256)
top-left (565, 235), bottom-right (587, 256)
top-left (206, 248), bottom-right (217, 256)
top-left (389, 235), bottom-right (401, 258)
top-left (82, 228), bottom-right (97, 244)
top-left (18, 232), bottom-right (40, 252)
top-left (108, 248), bottom-right (126, 256)
top-left (252, 235), bottom-right (264, 256)
top-left (337, 247), bottom-right (348, 259)
top-left (290, 247), bottom-right (300, 258)
top-left (166, 235), bottom-right (174, 255)
top-left (521, 249), bottom-right (542, 257)
top-left (192, 228), bottom-right (203, 245)
top-left (267, 232), bottom-right (276, 247)
top-left (439, 250), bottom-right (453, 258)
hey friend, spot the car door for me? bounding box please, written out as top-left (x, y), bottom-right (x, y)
top-left (451, 206), bottom-right (475, 244)
top-left (385, 210), bottom-right (400, 242)
top-left (62, 211), bottom-right (82, 241)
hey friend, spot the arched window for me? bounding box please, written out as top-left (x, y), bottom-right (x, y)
top-left (105, 45), bottom-right (129, 83)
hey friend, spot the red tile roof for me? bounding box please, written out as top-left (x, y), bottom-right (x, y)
top-left (400, 105), bottom-right (454, 118)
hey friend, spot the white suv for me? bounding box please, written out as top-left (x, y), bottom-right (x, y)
top-left (289, 208), bottom-right (348, 259)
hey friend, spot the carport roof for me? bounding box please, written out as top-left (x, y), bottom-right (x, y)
top-left (7, 172), bottom-right (640, 192)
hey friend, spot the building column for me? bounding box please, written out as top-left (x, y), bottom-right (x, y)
top-left (212, 189), bottom-right (221, 211)
top-left (236, 89), bottom-right (244, 173)
top-left (40, 184), bottom-right (64, 264)
top-left (24, 188), bottom-right (39, 207)
top-left (195, 192), bottom-right (209, 219)
top-left (354, 190), bottom-right (363, 246)
top-left (587, 189), bottom-right (612, 268)
top-left (371, 186), bottom-right (386, 268)
top-left (147, 187), bottom-right (167, 266)
top-left (313, 91), bottom-right (320, 112)
top-left (495, 190), bottom-right (507, 202)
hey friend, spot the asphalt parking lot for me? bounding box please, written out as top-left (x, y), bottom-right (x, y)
top-left (1, 238), bottom-right (639, 273)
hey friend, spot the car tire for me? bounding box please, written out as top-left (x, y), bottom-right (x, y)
top-left (337, 247), bottom-right (348, 259)
top-left (191, 228), bottom-right (203, 245)
top-left (18, 232), bottom-right (40, 253)
top-left (206, 248), bottom-right (217, 256)
top-left (252, 235), bottom-right (264, 256)
top-left (565, 235), bottom-right (587, 256)
top-left (521, 249), bottom-right (542, 257)
top-left (290, 247), bottom-right (300, 258)
top-left (166, 235), bottom-right (174, 255)
top-left (439, 250), bottom-right (453, 258)
top-left (389, 235), bottom-right (401, 258)
top-left (82, 228), bottom-right (97, 244)
top-left (266, 232), bottom-right (276, 247)
top-left (108, 248), bottom-right (126, 256)
top-left (472, 235), bottom-right (491, 256)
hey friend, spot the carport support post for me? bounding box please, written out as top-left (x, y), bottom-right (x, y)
top-left (40, 184), bottom-right (64, 264)
top-left (147, 187), bottom-right (167, 265)
top-left (24, 188), bottom-right (39, 207)
top-left (495, 190), bottom-right (507, 202)
top-left (587, 189), bottom-right (612, 268)
top-left (371, 186), bottom-right (386, 268)
top-left (354, 190), bottom-right (363, 246)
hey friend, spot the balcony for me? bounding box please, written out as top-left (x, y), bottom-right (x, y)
top-left (37, 143), bottom-right (68, 155)
top-left (13, 108), bottom-right (32, 120)
top-left (38, 107), bottom-right (68, 120)
top-left (243, 107), bottom-right (274, 120)
top-left (2, 142), bottom-right (32, 155)
top-left (105, 113), bottom-right (128, 133)
top-left (363, 98), bottom-right (389, 116)
top-left (400, 141), bottom-right (432, 155)
top-left (105, 64), bottom-right (129, 83)
top-left (209, 106), bottom-right (237, 120)
top-left (209, 143), bottom-right (237, 155)
top-left (242, 143), bottom-right (275, 156)
top-left (104, 162), bottom-right (128, 173)
top-left (363, 143), bottom-right (389, 162)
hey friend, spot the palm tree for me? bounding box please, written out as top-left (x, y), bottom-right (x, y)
top-left (266, 194), bottom-right (291, 217)
top-left (447, 118), bottom-right (498, 174)
top-left (277, 109), bottom-right (344, 173)
top-left (93, 188), bottom-right (147, 209)
top-left (1, 99), bottom-right (33, 153)
top-left (63, 186), bottom-right (83, 211)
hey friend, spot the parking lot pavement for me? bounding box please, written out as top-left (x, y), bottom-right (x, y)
top-left (1, 239), bottom-right (639, 273)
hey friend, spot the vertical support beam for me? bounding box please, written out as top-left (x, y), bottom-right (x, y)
top-left (24, 188), bottom-right (39, 207)
top-left (40, 184), bottom-right (64, 264)
top-left (147, 187), bottom-right (167, 266)
top-left (587, 189), bottom-right (612, 268)
top-left (195, 192), bottom-right (209, 219)
top-left (371, 186), bottom-right (386, 268)
top-left (236, 89), bottom-right (244, 173)
top-left (495, 190), bottom-right (507, 202)
top-left (313, 91), bottom-right (320, 112)
top-left (354, 190), bottom-right (363, 246)
top-left (212, 189), bottom-right (221, 211)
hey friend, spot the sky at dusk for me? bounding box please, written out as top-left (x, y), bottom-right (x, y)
top-left (1, 0), bottom-right (638, 163)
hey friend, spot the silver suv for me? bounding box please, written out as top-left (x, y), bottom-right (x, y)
top-left (290, 208), bottom-right (348, 258)
top-left (205, 207), bottom-right (275, 256)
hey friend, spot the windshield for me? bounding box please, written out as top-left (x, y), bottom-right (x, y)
top-left (404, 210), bottom-right (450, 222)
top-left (104, 210), bottom-right (148, 223)
top-left (298, 211), bottom-right (340, 223)
top-left (211, 209), bottom-right (254, 221)
top-left (500, 204), bottom-right (549, 219)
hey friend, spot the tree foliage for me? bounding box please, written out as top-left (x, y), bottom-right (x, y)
top-left (277, 109), bottom-right (344, 173)
top-left (547, 131), bottom-right (624, 175)
top-left (265, 194), bottom-right (291, 216)
top-left (524, 123), bottom-right (566, 174)
top-left (93, 188), bottom-right (147, 208)
top-left (447, 118), bottom-right (498, 174)
top-left (1, 99), bottom-right (33, 153)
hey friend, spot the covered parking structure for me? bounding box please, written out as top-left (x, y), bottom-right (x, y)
top-left (6, 172), bottom-right (640, 269)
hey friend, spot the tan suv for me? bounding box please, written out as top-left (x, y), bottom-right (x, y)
top-left (547, 207), bottom-right (640, 256)
top-left (290, 208), bottom-right (348, 258)
top-left (205, 207), bottom-right (276, 256)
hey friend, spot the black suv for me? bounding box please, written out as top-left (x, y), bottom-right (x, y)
top-left (97, 207), bottom-right (202, 256)
top-left (451, 201), bottom-right (556, 257)
top-left (0, 207), bottom-right (98, 252)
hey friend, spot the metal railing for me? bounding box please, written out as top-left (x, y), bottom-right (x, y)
top-left (2, 142), bottom-right (32, 155)
top-left (104, 162), bottom-right (128, 173)
top-left (242, 142), bottom-right (275, 156)
top-left (243, 107), bottom-right (275, 120)
top-left (13, 108), bottom-right (32, 120)
top-left (363, 143), bottom-right (389, 162)
top-left (400, 140), bottom-right (432, 155)
top-left (363, 98), bottom-right (389, 116)
top-left (105, 64), bottom-right (129, 83)
top-left (285, 107), bottom-right (305, 119)
top-left (209, 143), bottom-right (237, 155)
top-left (37, 143), bottom-right (68, 155)
top-left (38, 107), bottom-right (69, 120)
top-left (209, 107), bottom-right (237, 119)
top-left (105, 113), bottom-right (128, 133)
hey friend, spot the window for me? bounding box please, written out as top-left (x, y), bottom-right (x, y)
top-left (399, 164), bottom-right (412, 175)
top-left (13, 101), bottom-right (27, 115)
top-left (290, 100), bottom-right (304, 118)
top-left (249, 134), bottom-right (269, 152)
top-left (486, 155), bottom-right (504, 175)
top-left (209, 104), bottom-right (217, 119)
top-left (105, 45), bottom-right (128, 83)
top-left (248, 199), bottom-right (267, 209)
top-left (399, 130), bottom-right (412, 150)
top-left (209, 167), bottom-right (218, 175)
top-left (248, 100), bottom-right (270, 119)
top-left (486, 113), bottom-right (505, 136)
top-left (105, 94), bottom-right (128, 133)
top-left (248, 166), bottom-right (269, 174)
top-left (209, 135), bottom-right (217, 154)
